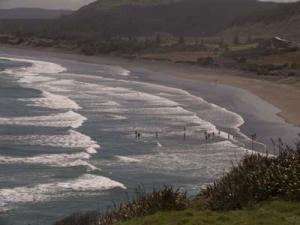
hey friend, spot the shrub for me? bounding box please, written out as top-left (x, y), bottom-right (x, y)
top-left (55, 186), bottom-right (188, 225)
top-left (202, 142), bottom-right (300, 210)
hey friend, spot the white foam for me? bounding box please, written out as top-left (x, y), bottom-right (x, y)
top-left (1, 57), bottom-right (81, 110)
top-left (109, 115), bottom-right (128, 120)
top-left (20, 91), bottom-right (81, 110)
top-left (0, 152), bottom-right (98, 171)
top-left (0, 130), bottom-right (100, 154)
top-left (114, 77), bottom-right (245, 130)
top-left (43, 65), bottom-right (244, 136)
top-left (98, 65), bottom-right (131, 76)
top-left (0, 57), bottom-right (66, 79)
top-left (83, 107), bottom-right (128, 114)
top-left (62, 72), bottom-right (245, 143)
top-left (115, 155), bottom-right (141, 163)
top-left (132, 106), bottom-right (192, 115)
top-left (0, 174), bottom-right (126, 212)
top-left (110, 91), bottom-right (179, 106)
top-left (0, 111), bottom-right (86, 128)
top-left (114, 141), bottom-right (251, 178)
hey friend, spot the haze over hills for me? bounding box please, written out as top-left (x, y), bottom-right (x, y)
top-left (0, 8), bottom-right (72, 20)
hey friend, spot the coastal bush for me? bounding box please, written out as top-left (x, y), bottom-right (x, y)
top-left (55, 186), bottom-right (188, 225)
top-left (202, 142), bottom-right (300, 210)
top-left (55, 141), bottom-right (300, 225)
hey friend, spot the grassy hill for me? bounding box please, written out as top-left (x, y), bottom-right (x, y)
top-left (57, 0), bottom-right (278, 38)
top-left (77, 0), bottom-right (183, 11)
top-left (0, 0), bottom-right (298, 79)
top-left (220, 1), bottom-right (300, 41)
top-left (0, 0), bottom-right (289, 45)
top-left (118, 200), bottom-right (300, 225)
top-left (0, 8), bottom-right (72, 20)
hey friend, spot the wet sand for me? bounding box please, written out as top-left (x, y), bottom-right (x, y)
top-left (0, 45), bottom-right (299, 127)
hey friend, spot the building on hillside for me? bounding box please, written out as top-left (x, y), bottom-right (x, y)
top-left (258, 36), bottom-right (298, 50)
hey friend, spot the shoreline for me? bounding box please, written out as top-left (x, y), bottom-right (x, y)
top-left (1, 45), bottom-right (299, 127)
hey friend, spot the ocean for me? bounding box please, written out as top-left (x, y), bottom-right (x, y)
top-left (0, 51), bottom-right (299, 225)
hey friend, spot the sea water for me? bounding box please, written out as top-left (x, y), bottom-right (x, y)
top-left (0, 54), bottom-right (298, 225)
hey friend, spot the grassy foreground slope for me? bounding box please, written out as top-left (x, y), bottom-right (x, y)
top-left (119, 200), bottom-right (300, 225)
top-left (56, 142), bottom-right (300, 225)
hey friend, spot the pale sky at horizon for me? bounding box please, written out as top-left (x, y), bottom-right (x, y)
top-left (0, 0), bottom-right (299, 10)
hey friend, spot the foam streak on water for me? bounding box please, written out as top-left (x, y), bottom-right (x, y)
top-left (0, 130), bottom-right (100, 154)
top-left (0, 174), bottom-right (126, 212)
top-left (0, 55), bottom-right (256, 222)
top-left (0, 152), bottom-right (98, 171)
top-left (0, 111), bottom-right (86, 128)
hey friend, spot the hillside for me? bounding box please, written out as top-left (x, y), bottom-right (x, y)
top-left (221, 1), bottom-right (300, 41)
top-left (0, 8), bottom-right (72, 20)
top-left (55, 0), bottom-right (278, 38)
top-left (117, 201), bottom-right (300, 225)
top-left (77, 0), bottom-right (183, 11)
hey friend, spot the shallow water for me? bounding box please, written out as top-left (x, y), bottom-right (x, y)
top-left (0, 52), bottom-right (299, 225)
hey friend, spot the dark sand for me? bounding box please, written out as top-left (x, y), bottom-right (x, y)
top-left (1, 45), bottom-right (299, 128)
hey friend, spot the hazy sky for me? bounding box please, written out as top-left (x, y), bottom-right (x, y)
top-left (0, 0), bottom-right (298, 10)
top-left (0, 0), bottom-right (96, 10)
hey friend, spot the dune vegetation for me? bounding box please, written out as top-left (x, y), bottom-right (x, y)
top-left (55, 140), bottom-right (300, 225)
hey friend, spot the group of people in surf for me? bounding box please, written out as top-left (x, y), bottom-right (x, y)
top-left (134, 127), bottom-right (233, 141)
top-left (134, 130), bottom-right (159, 139)
top-left (135, 130), bottom-right (142, 139)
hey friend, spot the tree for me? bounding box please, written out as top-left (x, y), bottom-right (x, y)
top-left (155, 34), bottom-right (161, 45)
top-left (247, 35), bottom-right (252, 43)
top-left (233, 34), bottom-right (239, 45)
top-left (178, 36), bottom-right (185, 45)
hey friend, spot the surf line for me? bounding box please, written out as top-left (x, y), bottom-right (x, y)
top-left (0, 57), bottom-right (101, 155)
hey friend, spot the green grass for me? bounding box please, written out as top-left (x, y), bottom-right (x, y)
top-left (55, 146), bottom-right (300, 225)
top-left (118, 200), bottom-right (300, 225)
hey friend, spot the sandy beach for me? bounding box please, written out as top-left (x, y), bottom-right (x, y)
top-left (1, 45), bottom-right (299, 127)
top-left (0, 45), bottom-right (300, 225)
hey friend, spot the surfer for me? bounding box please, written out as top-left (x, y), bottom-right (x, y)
top-left (204, 130), bottom-right (208, 141)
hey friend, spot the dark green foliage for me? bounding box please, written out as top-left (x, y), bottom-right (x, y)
top-left (55, 211), bottom-right (99, 225)
top-left (202, 143), bottom-right (300, 210)
top-left (55, 186), bottom-right (188, 225)
top-left (240, 63), bottom-right (289, 75)
top-left (55, 141), bottom-right (300, 225)
top-left (197, 57), bottom-right (215, 66)
top-left (0, 0), bottom-right (280, 40)
top-left (233, 34), bottom-right (239, 45)
top-left (233, 1), bottom-right (300, 25)
top-left (178, 36), bottom-right (185, 45)
top-left (155, 34), bottom-right (161, 46)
